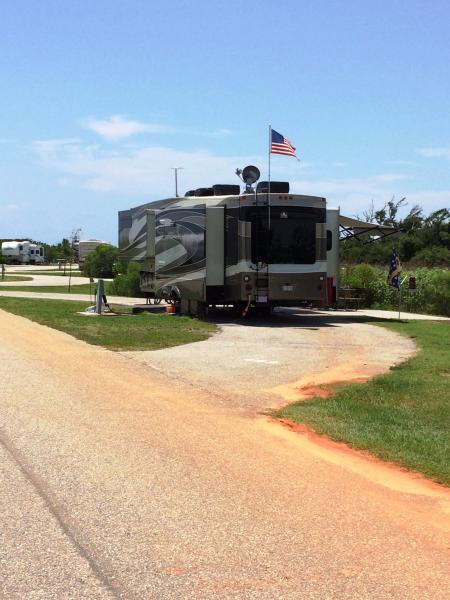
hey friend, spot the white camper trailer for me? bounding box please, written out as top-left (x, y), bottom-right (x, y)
top-left (1, 240), bottom-right (44, 265)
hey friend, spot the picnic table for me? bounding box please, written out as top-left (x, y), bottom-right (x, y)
top-left (336, 287), bottom-right (366, 310)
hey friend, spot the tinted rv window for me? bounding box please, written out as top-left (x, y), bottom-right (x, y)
top-left (246, 206), bottom-right (322, 265)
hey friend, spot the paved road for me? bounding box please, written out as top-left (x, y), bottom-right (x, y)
top-left (1, 309), bottom-right (449, 599)
top-left (2, 263), bottom-right (90, 286)
top-left (0, 274), bottom-right (93, 286)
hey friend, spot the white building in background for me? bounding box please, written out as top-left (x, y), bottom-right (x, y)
top-left (78, 239), bottom-right (105, 266)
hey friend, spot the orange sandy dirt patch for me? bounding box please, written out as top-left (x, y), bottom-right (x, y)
top-left (261, 417), bottom-right (450, 533)
top-left (269, 361), bottom-right (375, 403)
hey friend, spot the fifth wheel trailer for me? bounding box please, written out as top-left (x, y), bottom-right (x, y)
top-left (1, 240), bottom-right (44, 264)
top-left (119, 181), bottom-right (332, 315)
top-left (119, 180), bottom-right (396, 316)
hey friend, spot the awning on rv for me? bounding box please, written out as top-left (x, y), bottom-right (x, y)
top-left (339, 215), bottom-right (401, 243)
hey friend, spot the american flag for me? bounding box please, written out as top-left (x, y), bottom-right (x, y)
top-left (387, 250), bottom-right (401, 288)
top-left (271, 129), bottom-right (298, 158)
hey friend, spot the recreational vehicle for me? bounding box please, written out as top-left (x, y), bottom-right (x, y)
top-left (1, 240), bottom-right (44, 265)
top-left (119, 169), bottom-right (396, 316)
top-left (119, 173), bottom-right (340, 315)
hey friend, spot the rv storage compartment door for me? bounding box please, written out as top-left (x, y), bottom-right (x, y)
top-left (142, 209), bottom-right (156, 275)
top-left (145, 210), bottom-right (156, 258)
top-left (206, 206), bottom-right (224, 286)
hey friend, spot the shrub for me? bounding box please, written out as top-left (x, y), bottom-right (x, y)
top-left (341, 264), bottom-right (450, 316)
top-left (410, 246), bottom-right (450, 267)
top-left (340, 263), bottom-right (380, 306)
top-left (110, 262), bottom-right (145, 297)
top-left (82, 244), bottom-right (119, 278)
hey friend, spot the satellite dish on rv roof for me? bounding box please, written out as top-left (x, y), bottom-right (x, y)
top-left (242, 165), bottom-right (260, 185)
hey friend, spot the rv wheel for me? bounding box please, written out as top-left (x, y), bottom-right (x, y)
top-left (170, 290), bottom-right (181, 305)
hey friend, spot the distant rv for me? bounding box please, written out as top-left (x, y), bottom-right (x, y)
top-left (1, 240), bottom-right (44, 265)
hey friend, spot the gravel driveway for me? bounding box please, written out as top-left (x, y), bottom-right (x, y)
top-left (123, 308), bottom-right (417, 413)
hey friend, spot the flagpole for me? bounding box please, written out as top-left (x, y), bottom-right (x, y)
top-left (268, 124), bottom-right (271, 230)
top-left (268, 124), bottom-right (271, 193)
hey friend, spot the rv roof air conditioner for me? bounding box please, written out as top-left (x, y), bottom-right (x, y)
top-left (195, 187), bottom-right (214, 196)
top-left (212, 184), bottom-right (240, 196)
top-left (256, 181), bottom-right (290, 194)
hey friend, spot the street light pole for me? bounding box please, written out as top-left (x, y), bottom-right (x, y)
top-left (171, 167), bottom-right (184, 197)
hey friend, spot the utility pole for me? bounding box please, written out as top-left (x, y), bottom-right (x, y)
top-left (171, 167), bottom-right (183, 197)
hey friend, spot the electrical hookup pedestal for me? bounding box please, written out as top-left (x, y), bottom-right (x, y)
top-left (95, 279), bottom-right (111, 314)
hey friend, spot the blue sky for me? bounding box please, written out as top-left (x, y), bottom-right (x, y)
top-left (1, 0), bottom-right (449, 243)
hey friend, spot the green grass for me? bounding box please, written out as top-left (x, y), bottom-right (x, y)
top-left (0, 282), bottom-right (102, 293)
top-left (0, 297), bottom-right (216, 350)
top-left (272, 321), bottom-right (450, 485)
top-left (0, 275), bottom-right (33, 282)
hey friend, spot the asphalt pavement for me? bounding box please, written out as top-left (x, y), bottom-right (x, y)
top-left (1, 308), bottom-right (449, 599)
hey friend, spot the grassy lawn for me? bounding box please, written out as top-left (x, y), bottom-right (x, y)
top-left (0, 282), bottom-right (102, 293)
top-left (0, 297), bottom-right (216, 350)
top-left (273, 321), bottom-right (450, 485)
top-left (0, 275), bottom-right (33, 282)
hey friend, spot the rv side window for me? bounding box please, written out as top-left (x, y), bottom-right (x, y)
top-left (327, 230), bottom-right (332, 251)
top-left (19, 245), bottom-right (23, 251)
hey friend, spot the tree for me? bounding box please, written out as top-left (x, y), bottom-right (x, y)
top-left (342, 200), bottom-right (450, 266)
top-left (42, 238), bottom-right (74, 263)
top-left (373, 196), bottom-right (407, 227)
top-left (81, 244), bottom-right (119, 278)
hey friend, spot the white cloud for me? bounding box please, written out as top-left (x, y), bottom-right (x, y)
top-left (416, 146), bottom-right (450, 160)
top-left (84, 115), bottom-right (170, 141)
top-left (31, 137), bottom-right (448, 215)
top-left (291, 174), bottom-right (413, 216)
top-left (405, 189), bottom-right (450, 208)
top-left (384, 160), bottom-right (417, 167)
top-left (32, 138), bottom-right (83, 160)
top-left (204, 128), bottom-right (233, 138)
top-left (32, 138), bottom-right (262, 196)
top-left (0, 202), bottom-right (19, 214)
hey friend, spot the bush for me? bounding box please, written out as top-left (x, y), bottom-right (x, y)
top-left (82, 244), bottom-right (119, 278)
top-left (340, 263), bottom-right (380, 306)
top-left (109, 262), bottom-right (145, 297)
top-left (409, 246), bottom-right (450, 267)
top-left (341, 264), bottom-right (450, 316)
top-left (371, 268), bottom-right (450, 316)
